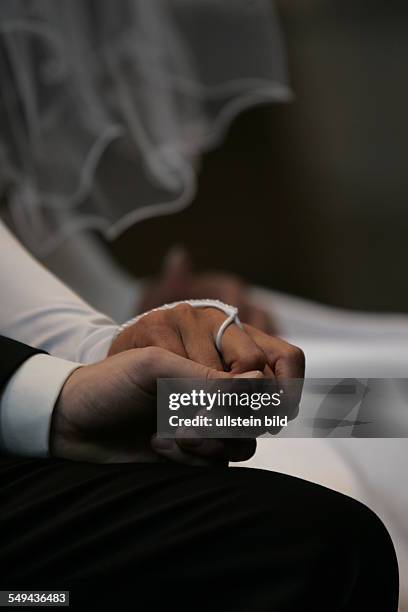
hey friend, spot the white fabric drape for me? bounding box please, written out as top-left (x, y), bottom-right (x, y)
top-left (0, 0), bottom-right (290, 254)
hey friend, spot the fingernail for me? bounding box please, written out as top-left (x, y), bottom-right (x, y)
top-left (234, 371), bottom-right (264, 379)
top-left (152, 437), bottom-right (173, 450)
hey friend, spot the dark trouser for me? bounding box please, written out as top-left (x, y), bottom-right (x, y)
top-left (0, 459), bottom-right (399, 611)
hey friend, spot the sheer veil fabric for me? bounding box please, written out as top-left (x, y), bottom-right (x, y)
top-left (0, 0), bottom-right (291, 254)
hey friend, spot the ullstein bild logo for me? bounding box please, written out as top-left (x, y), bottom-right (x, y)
top-left (157, 378), bottom-right (408, 439)
top-left (168, 412), bottom-right (289, 429)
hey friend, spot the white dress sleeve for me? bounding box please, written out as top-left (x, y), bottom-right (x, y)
top-left (0, 354), bottom-right (80, 457)
top-left (0, 220), bottom-right (117, 363)
top-left (42, 230), bottom-right (143, 323)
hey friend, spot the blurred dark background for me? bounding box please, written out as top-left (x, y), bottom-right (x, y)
top-left (111, 0), bottom-right (408, 312)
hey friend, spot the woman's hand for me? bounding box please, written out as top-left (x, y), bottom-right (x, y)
top-left (109, 303), bottom-right (305, 408)
top-left (138, 247), bottom-right (276, 334)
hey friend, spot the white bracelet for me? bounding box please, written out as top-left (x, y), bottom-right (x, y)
top-left (116, 299), bottom-right (243, 353)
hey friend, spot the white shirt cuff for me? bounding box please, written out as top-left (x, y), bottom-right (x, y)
top-left (0, 354), bottom-right (80, 457)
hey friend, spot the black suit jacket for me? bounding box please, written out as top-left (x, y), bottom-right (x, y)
top-left (0, 335), bottom-right (45, 394)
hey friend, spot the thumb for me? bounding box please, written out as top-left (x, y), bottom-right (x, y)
top-left (122, 347), bottom-right (264, 397)
top-left (153, 348), bottom-right (263, 381)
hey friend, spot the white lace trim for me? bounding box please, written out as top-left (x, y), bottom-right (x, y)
top-left (116, 299), bottom-right (243, 352)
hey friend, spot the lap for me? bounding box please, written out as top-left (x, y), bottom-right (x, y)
top-left (0, 458), bottom-right (399, 611)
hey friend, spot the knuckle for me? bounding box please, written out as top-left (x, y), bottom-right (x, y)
top-left (172, 303), bottom-right (196, 319)
top-left (238, 348), bottom-right (267, 372)
top-left (287, 344), bottom-right (305, 366)
top-left (138, 345), bottom-right (167, 369)
top-left (144, 310), bottom-right (169, 326)
top-left (200, 307), bottom-right (225, 325)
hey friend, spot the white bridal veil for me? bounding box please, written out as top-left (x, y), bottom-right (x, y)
top-left (0, 0), bottom-right (290, 254)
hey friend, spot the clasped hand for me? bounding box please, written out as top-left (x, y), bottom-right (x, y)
top-left (51, 304), bottom-right (304, 466)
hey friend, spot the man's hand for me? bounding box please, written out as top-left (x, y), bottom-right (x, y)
top-left (50, 347), bottom-right (260, 465)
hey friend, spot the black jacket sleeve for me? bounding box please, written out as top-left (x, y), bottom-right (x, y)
top-left (0, 336), bottom-right (46, 395)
